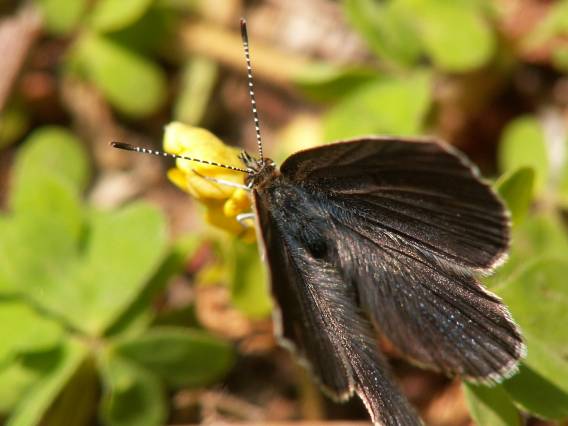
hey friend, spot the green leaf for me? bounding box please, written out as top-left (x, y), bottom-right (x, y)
top-left (0, 363), bottom-right (40, 413)
top-left (553, 46), bottom-right (568, 71)
top-left (105, 5), bottom-right (175, 55)
top-left (503, 340), bottom-right (568, 420)
top-left (497, 258), bottom-right (568, 419)
top-left (0, 129), bottom-right (85, 295)
top-left (498, 258), bottom-right (568, 359)
top-left (496, 167), bottom-right (534, 227)
top-left (42, 359), bottom-right (99, 426)
top-left (486, 213), bottom-right (568, 289)
top-left (10, 126), bottom-right (90, 197)
top-left (0, 103), bottom-right (30, 149)
top-left (0, 175), bottom-right (83, 296)
top-left (398, 0), bottom-right (495, 71)
top-left (463, 382), bottom-right (521, 426)
top-left (294, 63), bottom-right (378, 103)
top-left (35, 203), bottom-right (167, 336)
top-left (498, 116), bottom-right (548, 195)
top-left (90, 0), bottom-right (154, 32)
top-left (174, 57), bottom-right (218, 125)
top-left (323, 71), bottom-right (431, 141)
top-left (114, 327), bottom-right (234, 388)
top-left (35, 0), bottom-right (87, 35)
top-left (77, 33), bottom-right (167, 117)
top-left (7, 341), bottom-right (87, 426)
top-left (342, 0), bottom-right (423, 67)
top-left (559, 160), bottom-right (568, 209)
top-left (514, 214), bottom-right (568, 259)
top-left (229, 239), bottom-right (272, 319)
top-left (99, 353), bottom-right (166, 426)
top-left (157, 0), bottom-right (200, 11)
top-left (106, 236), bottom-right (201, 338)
top-left (0, 300), bottom-right (63, 366)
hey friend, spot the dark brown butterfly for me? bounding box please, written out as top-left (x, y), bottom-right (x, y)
top-left (113, 19), bottom-right (525, 426)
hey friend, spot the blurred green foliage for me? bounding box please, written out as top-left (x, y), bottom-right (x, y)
top-left (37, 0), bottom-right (176, 118)
top-left (0, 129), bottom-right (234, 425)
top-left (465, 136), bottom-right (568, 422)
top-left (1, 0), bottom-right (568, 424)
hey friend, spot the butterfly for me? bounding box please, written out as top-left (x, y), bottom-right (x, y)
top-left (113, 18), bottom-right (525, 426)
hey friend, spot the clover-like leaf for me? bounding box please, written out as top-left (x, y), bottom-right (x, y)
top-left (99, 353), bottom-right (166, 426)
top-left (485, 212), bottom-right (568, 289)
top-left (40, 358), bottom-right (99, 426)
top-left (77, 33), bottom-right (167, 117)
top-left (114, 327), bottom-right (234, 388)
top-left (463, 382), bottom-right (521, 426)
top-left (0, 128), bottom-right (86, 294)
top-left (498, 116), bottom-right (549, 195)
top-left (323, 71), bottom-right (431, 141)
top-left (503, 340), bottom-right (568, 420)
top-left (229, 239), bottom-right (272, 319)
top-left (37, 203), bottom-right (168, 336)
top-left (0, 301), bottom-right (63, 366)
top-left (497, 258), bottom-right (568, 420)
top-left (0, 363), bottom-right (39, 414)
top-left (398, 0), bottom-right (495, 71)
top-left (36, 0), bottom-right (87, 35)
top-left (294, 63), bottom-right (378, 102)
top-left (106, 235), bottom-right (202, 339)
top-left (89, 0), bottom-right (154, 32)
top-left (342, 0), bottom-right (422, 67)
top-left (10, 126), bottom-right (90, 197)
top-left (7, 342), bottom-right (87, 426)
top-left (559, 163), bottom-right (568, 209)
top-left (496, 167), bottom-right (534, 227)
top-left (0, 175), bottom-right (83, 296)
top-left (104, 6), bottom-right (175, 55)
top-left (0, 103), bottom-right (29, 149)
top-left (499, 258), bottom-right (568, 360)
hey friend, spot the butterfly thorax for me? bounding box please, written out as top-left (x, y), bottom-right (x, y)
top-left (240, 151), bottom-right (278, 188)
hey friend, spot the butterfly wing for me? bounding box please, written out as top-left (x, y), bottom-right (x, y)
top-left (281, 137), bottom-right (509, 272)
top-left (278, 137), bottom-right (525, 383)
top-left (253, 189), bottom-right (422, 426)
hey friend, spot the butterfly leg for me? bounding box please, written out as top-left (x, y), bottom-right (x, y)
top-left (191, 169), bottom-right (251, 191)
top-left (236, 213), bottom-right (255, 228)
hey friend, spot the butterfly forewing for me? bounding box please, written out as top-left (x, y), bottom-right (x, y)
top-left (280, 137), bottom-right (510, 271)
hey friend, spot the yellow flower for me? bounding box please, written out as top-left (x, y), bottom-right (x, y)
top-left (164, 122), bottom-right (255, 241)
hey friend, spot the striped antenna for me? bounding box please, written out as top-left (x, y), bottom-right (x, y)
top-left (111, 142), bottom-right (250, 173)
top-left (240, 18), bottom-right (264, 161)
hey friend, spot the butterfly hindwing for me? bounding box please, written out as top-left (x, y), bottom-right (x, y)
top-left (326, 202), bottom-right (524, 382)
top-left (253, 189), bottom-right (422, 426)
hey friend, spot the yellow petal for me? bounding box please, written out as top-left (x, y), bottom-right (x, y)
top-left (167, 168), bottom-right (187, 191)
top-left (163, 122), bottom-right (246, 201)
top-left (164, 122), bottom-right (255, 241)
top-left (204, 204), bottom-right (256, 242)
top-left (205, 204), bottom-right (243, 235)
top-left (223, 188), bottom-right (251, 217)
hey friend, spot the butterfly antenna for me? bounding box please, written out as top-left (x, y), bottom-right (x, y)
top-left (111, 142), bottom-right (250, 173)
top-left (240, 18), bottom-right (264, 161)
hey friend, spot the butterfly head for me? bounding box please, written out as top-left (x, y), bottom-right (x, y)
top-left (240, 150), bottom-right (277, 187)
